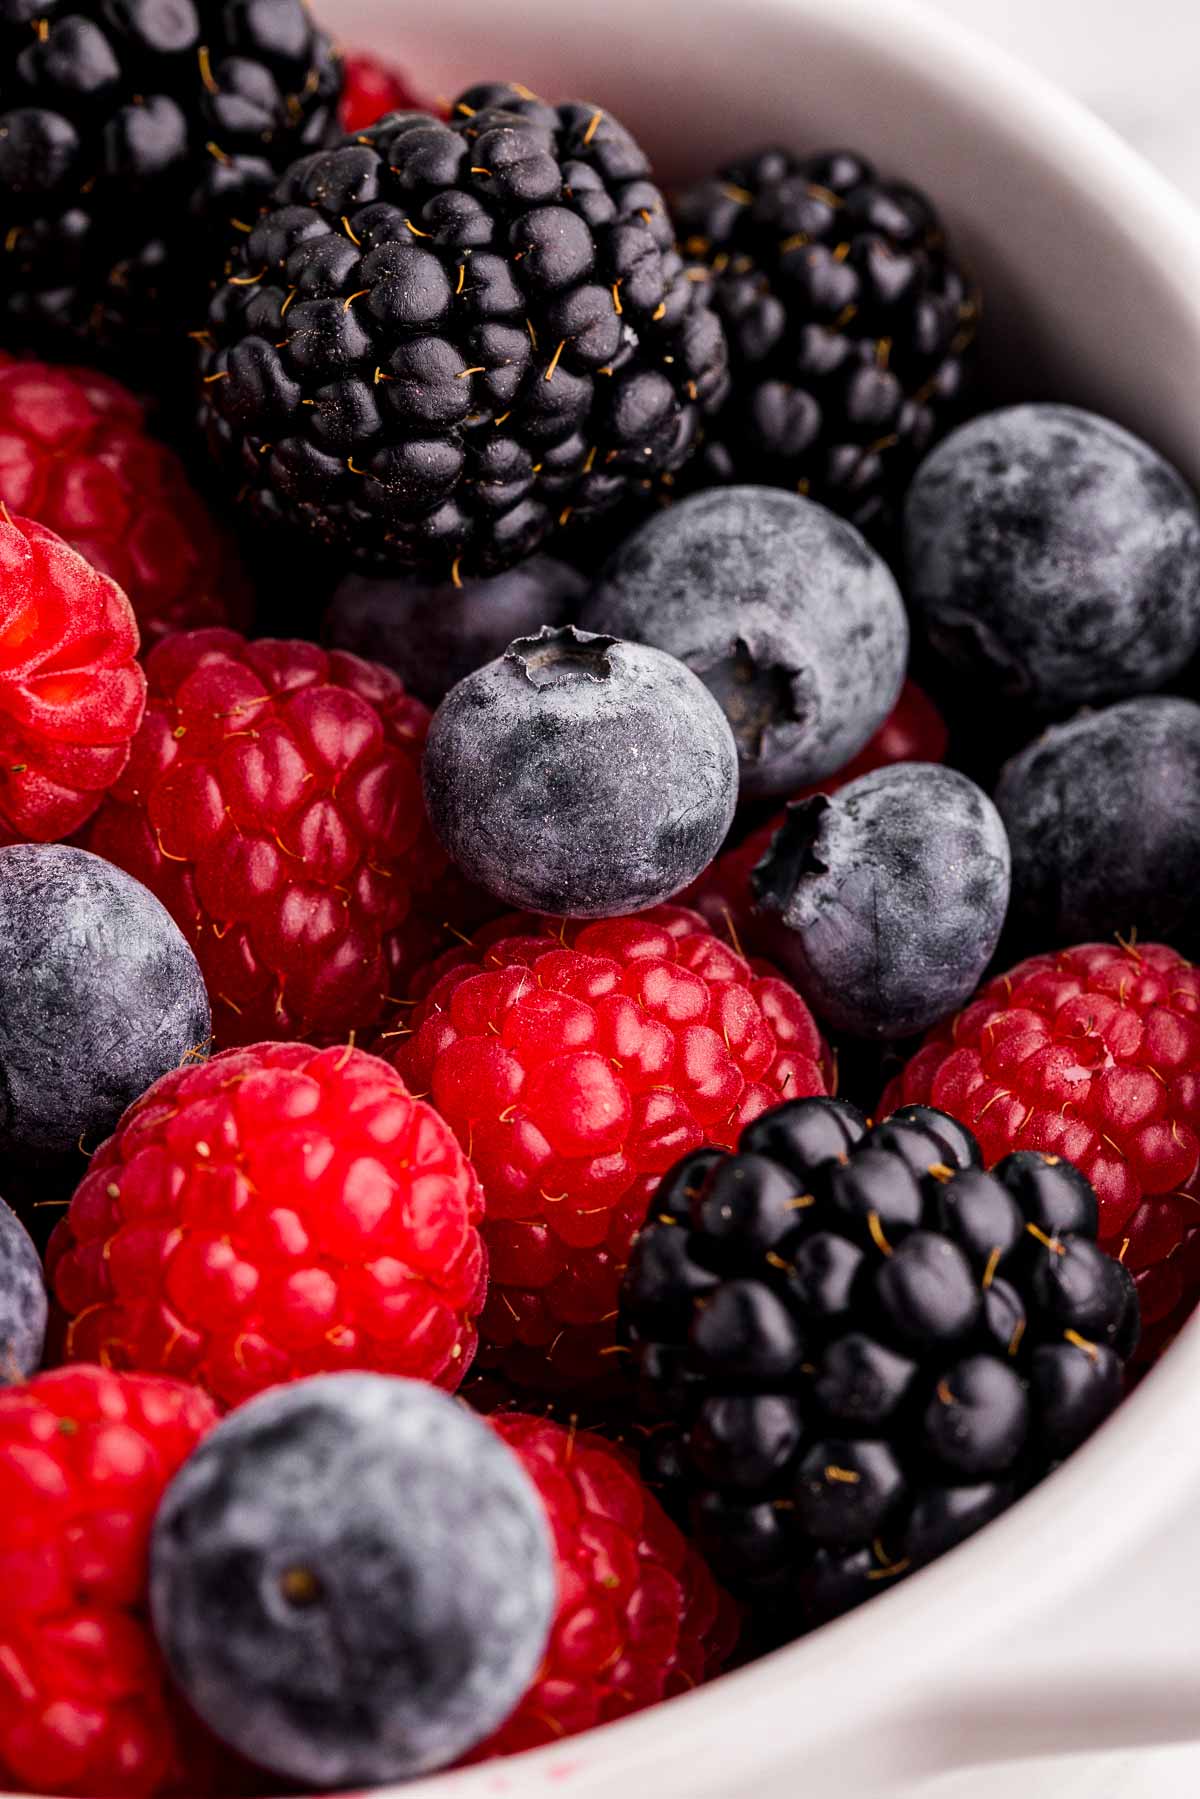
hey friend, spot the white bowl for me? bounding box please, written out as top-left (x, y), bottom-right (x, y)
top-left (287, 2), bottom-right (1200, 1794)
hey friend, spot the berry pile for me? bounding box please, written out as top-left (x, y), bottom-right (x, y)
top-left (0, 8), bottom-right (1198, 1791)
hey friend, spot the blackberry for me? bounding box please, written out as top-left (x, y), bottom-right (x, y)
top-left (620, 1098), bottom-right (1137, 1639)
top-left (0, 0), bottom-right (341, 362)
top-left (675, 148), bottom-right (978, 542)
top-left (200, 84), bottom-right (730, 578)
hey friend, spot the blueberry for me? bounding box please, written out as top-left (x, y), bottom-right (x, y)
top-left (578, 486), bottom-right (908, 797)
top-left (995, 696), bottom-right (1200, 950)
top-left (422, 623), bottom-right (738, 916)
top-left (0, 845), bottom-right (210, 1171)
top-left (752, 763), bottom-right (1011, 1038)
top-left (0, 1199), bottom-right (46, 1382)
top-left (905, 404), bottom-right (1200, 709)
top-left (324, 556), bottom-right (587, 706)
top-left (149, 1373), bottom-right (556, 1787)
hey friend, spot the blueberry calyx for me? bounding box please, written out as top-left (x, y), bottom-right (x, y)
top-left (507, 623), bottom-right (618, 690)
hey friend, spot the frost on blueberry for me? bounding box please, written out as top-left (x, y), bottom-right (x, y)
top-left (422, 623), bottom-right (739, 916)
top-left (0, 843), bottom-right (210, 1170)
top-left (580, 485), bottom-right (908, 797)
top-left (753, 763), bottom-right (1011, 1038)
top-left (996, 695), bottom-right (1200, 952)
top-left (0, 1199), bottom-right (46, 1382)
top-left (904, 403), bottom-right (1200, 708)
top-left (150, 1373), bottom-right (556, 1787)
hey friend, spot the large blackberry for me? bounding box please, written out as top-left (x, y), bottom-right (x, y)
top-left (0, 0), bottom-right (341, 360)
top-left (200, 84), bottom-right (730, 578)
top-left (620, 1097), bottom-right (1138, 1639)
top-left (675, 149), bottom-right (978, 541)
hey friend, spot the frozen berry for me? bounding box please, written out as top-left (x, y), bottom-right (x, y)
top-left (48, 1042), bottom-right (485, 1409)
top-left (0, 355), bottom-right (253, 648)
top-left (905, 404), bottom-right (1200, 709)
top-left (681, 678), bottom-right (948, 949)
top-left (85, 629), bottom-right (488, 1048)
top-left (0, 510), bottom-right (145, 845)
top-left (580, 486), bottom-right (908, 797)
top-left (880, 940), bottom-right (1200, 1349)
top-left (0, 1199), bottom-right (46, 1381)
top-left (423, 625), bottom-right (739, 916)
top-left (339, 51), bottom-right (428, 132)
top-left (381, 905), bottom-right (829, 1388)
top-left (150, 1373), bottom-right (555, 1786)
top-left (0, 843), bottom-right (209, 1175)
top-left (996, 696), bottom-right (1200, 952)
top-left (0, 1365), bottom-right (227, 1797)
top-left (325, 556), bottom-right (586, 706)
top-left (473, 1413), bottom-right (737, 1757)
top-left (753, 764), bottom-right (1011, 1037)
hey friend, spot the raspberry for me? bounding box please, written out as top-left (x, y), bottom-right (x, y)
top-left (339, 52), bottom-right (428, 133)
top-left (879, 941), bottom-right (1200, 1348)
top-left (85, 628), bottom-right (487, 1047)
top-left (0, 356), bottom-right (253, 649)
top-left (46, 1043), bottom-right (486, 1410)
top-left (684, 678), bottom-right (948, 949)
top-left (0, 511), bottom-right (145, 847)
top-left (472, 1414), bottom-right (737, 1757)
top-left (0, 1364), bottom-right (227, 1797)
top-left (384, 907), bottom-right (830, 1388)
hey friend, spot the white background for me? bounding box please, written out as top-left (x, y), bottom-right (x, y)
top-left (930, 0), bottom-right (1199, 198)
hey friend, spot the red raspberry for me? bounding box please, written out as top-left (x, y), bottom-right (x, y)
top-left (384, 907), bottom-right (829, 1388)
top-left (0, 511), bottom-right (145, 846)
top-left (0, 1364), bottom-right (230, 1797)
top-left (684, 679), bottom-right (948, 948)
top-left (0, 355), bottom-right (252, 649)
top-left (472, 1414), bottom-right (737, 1758)
top-left (879, 940), bottom-right (1200, 1350)
top-left (46, 1042), bottom-right (486, 1409)
top-left (85, 628), bottom-right (488, 1047)
top-left (339, 51), bottom-right (430, 133)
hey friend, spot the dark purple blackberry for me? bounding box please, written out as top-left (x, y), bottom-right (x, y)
top-left (620, 1097), bottom-right (1137, 1640)
top-left (200, 84), bottom-right (730, 578)
top-left (674, 148), bottom-right (978, 542)
top-left (0, 0), bottom-right (341, 363)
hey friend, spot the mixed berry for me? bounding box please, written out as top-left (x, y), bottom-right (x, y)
top-left (0, 10), bottom-right (1194, 1791)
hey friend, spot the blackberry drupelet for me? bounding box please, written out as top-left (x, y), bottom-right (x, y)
top-left (201, 84), bottom-right (730, 578)
top-left (620, 1097), bottom-right (1138, 1639)
top-left (0, 0), bottom-right (341, 361)
top-left (675, 148), bottom-right (977, 541)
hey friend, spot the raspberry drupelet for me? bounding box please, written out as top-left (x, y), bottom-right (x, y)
top-left (0, 1365), bottom-right (229, 1798)
top-left (47, 1043), bottom-right (486, 1410)
top-left (0, 510), bottom-right (145, 846)
top-left (472, 1414), bottom-right (738, 1757)
top-left (339, 52), bottom-right (429, 133)
top-left (880, 940), bottom-right (1200, 1354)
top-left (0, 355), bottom-right (253, 648)
top-left (381, 906), bottom-right (830, 1389)
top-left (85, 628), bottom-right (489, 1048)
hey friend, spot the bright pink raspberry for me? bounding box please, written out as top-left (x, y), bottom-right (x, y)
top-left (472, 1414), bottom-right (738, 1758)
top-left (85, 628), bottom-right (490, 1047)
top-left (339, 52), bottom-right (430, 132)
top-left (0, 1365), bottom-right (236, 1798)
top-left (382, 906), bottom-right (830, 1388)
top-left (0, 354), bottom-right (252, 648)
top-left (880, 940), bottom-right (1200, 1350)
top-left (46, 1043), bottom-right (486, 1410)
